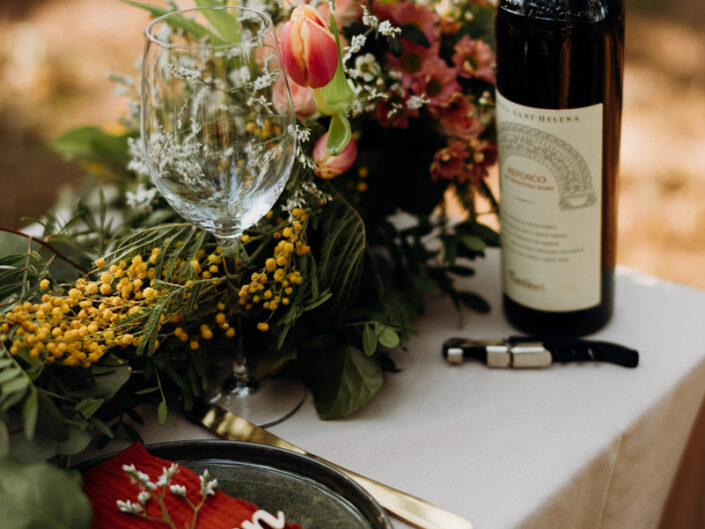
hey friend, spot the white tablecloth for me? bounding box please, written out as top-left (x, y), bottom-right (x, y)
top-left (92, 250), bottom-right (705, 529)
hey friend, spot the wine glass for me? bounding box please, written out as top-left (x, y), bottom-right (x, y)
top-left (141, 6), bottom-right (304, 426)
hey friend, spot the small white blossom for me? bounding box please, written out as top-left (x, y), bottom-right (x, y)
top-left (137, 491), bottom-right (151, 505)
top-left (353, 53), bottom-right (381, 82)
top-left (229, 65), bottom-right (251, 85)
top-left (126, 183), bottom-right (159, 212)
top-left (350, 99), bottom-right (364, 117)
top-left (361, 5), bottom-right (378, 27)
top-left (117, 500), bottom-right (144, 514)
top-left (407, 94), bottom-right (430, 110)
top-left (170, 484), bottom-right (188, 498)
top-left (348, 34), bottom-right (367, 54)
top-left (199, 470), bottom-right (218, 497)
top-left (253, 71), bottom-right (278, 90)
top-left (168, 63), bottom-right (200, 81)
top-left (378, 20), bottom-right (401, 37)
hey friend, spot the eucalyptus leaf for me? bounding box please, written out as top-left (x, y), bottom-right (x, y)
top-left (377, 325), bottom-right (400, 349)
top-left (460, 234), bottom-right (487, 252)
top-left (55, 426), bottom-right (92, 456)
top-left (91, 365), bottom-right (131, 399)
top-left (362, 324), bottom-right (377, 356)
top-left (0, 457), bottom-right (91, 529)
top-left (302, 344), bottom-right (383, 419)
top-left (459, 292), bottom-right (491, 313)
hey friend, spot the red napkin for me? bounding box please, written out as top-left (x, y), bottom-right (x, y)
top-left (82, 442), bottom-right (303, 529)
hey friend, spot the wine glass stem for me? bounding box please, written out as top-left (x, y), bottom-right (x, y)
top-left (216, 236), bottom-right (253, 397)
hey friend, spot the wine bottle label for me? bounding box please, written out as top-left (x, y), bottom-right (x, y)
top-left (496, 90), bottom-right (603, 312)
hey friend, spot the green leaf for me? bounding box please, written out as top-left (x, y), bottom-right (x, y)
top-left (459, 291), bottom-right (491, 313)
top-left (326, 113), bottom-right (352, 156)
top-left (317, 198), bottom-right (365, 312)
top-left (0, 457), bottom-right (91, 529)
top-left (302, 345), bottom-right (383, 419)
top-left (459, 234), bottom-right (487, 252)
top-left (55, 427), bottom-right (92, 456)
top-left (22, 388), bottom-right (38, 440)
top-left (362, 324), bottom-right (377, 356)
top-left (408, 273), bottom-right (439, 293)
top-left (377, 325), bottom-right (400, 349)
top-left (0, 423), bottom-right (9, 458)
top-left (52, 126), bottom-right (131, 172)
top-left (123, 1), bottom-right (217, 41)
top-left (194, 0), bottom-right (241, 42)
top-left (158, 400), bottom-right (168, 424)
top-left (73, 397), bottom-right (104, 420)
top-left (400, 24), bottom-right (430, 47)
top-left (90, 365), bottom-right (131, 400)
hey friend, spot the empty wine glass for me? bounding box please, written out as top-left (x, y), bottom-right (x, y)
top-left (141, 6), bottom-right (303, 426)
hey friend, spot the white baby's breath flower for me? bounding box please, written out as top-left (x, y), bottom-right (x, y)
top-left (229, 65), bottom-right (251, 85)
top-left (137, 491), bottom-right (151, 505)
top-left (126, 183), bottom-right (159, 212)
top-left (117, 499), bottom-right (144, 514)
top-left (348, 34), bottom-right (367, 54)
top-left (170, 484), bottom-right (188, 498)
top-left (199, 470), bottom-right (218, 497)
top-left (378, 20), bottom-right (401, 37)
top-left (407, 94), bottom-right (430, 110)
top-left (167, 63), bottom-right (200, 81)
top-left (361, 5), bottom-right (378, 27)
top-left (350, 99), bottom-right (364, 117)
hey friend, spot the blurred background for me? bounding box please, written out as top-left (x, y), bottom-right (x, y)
top-left (0, 0), bottom-right (703, 288)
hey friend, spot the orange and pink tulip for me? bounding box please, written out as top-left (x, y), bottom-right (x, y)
top-left (280, 5), bottom-right (339, 89)
top-left (313, 132), bottom-right (357, 178)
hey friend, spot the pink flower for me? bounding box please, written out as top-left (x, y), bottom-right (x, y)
top-left (375, 2), bottom-right (441, 48)
top-left (313, 132), bottom-right (358, 178)
top-left (317, 0), bottom-right (364, 30)
top-left (386, 41), bottom-right (436, 90)
top-left (272, 74), bottom-right (317, 120)
top-left (452, 36), bottom-right (495, 83)
top-left (465, 139), bottom-right (497, 183)
top-left (408, 57), bottom-right (460, 108)
top-left (437, 92), bottom-right (485, 140)
top-left (281, 5), bottom-right (339, 88)
top-left (430, 140), bottom-right (470, 181)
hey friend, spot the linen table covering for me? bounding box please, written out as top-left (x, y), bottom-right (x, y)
top-left (81, 250), bottom-right (705, 529)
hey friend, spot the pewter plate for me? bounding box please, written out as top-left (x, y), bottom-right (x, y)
top-left (79, 440), bottom-right (390, 529)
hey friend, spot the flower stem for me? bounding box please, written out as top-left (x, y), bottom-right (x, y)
top-left (0, 227), bottom-right (89, 274)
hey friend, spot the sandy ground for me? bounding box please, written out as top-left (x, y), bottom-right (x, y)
top-left (0, 0), bottom-right (703, 288)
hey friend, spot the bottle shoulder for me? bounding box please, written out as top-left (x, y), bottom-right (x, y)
top-left (498, 0), bottom-right (624, 23)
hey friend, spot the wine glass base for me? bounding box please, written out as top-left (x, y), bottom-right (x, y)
top-left (207, 376), bottom-right (307, 428)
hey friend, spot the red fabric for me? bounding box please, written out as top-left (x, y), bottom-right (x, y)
top-left (82, 442), bottom-right (302, 529)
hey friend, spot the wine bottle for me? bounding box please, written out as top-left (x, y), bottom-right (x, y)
top-left (495, 0), bottom-right (625, 336)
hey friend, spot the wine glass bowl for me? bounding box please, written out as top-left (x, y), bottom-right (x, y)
top-left (141, 6), bottom-right (296, 241)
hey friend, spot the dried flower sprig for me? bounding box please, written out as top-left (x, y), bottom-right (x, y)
top-left (118, 463), bottom-right (217, 529)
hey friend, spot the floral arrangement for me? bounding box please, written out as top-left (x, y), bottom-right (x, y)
top-left (0, 0), bottom-right (498, 506)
